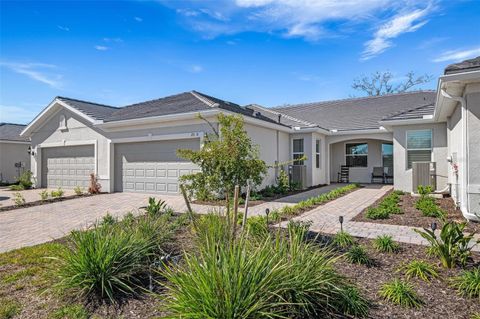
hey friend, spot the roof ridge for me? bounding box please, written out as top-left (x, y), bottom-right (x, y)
top-left (249, 104), bottom-right (317, 128)
top-left (382, 102), bottom-right (435, 120)
top-left (119, 91), bottom-right (195, 109)
top-left (57, 96), bottom-right (119, 109)
top-left (190, 90), bottom-right (219, 107)
top-left (0, 122), bottom-right (27, 126)
top-left (274, 90), bottom-right (436, 110)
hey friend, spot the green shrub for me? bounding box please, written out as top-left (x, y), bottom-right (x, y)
top-left (73, 186), bottom-right (83, 196)
top-left (365, 207), bottom-right (390, 220)
top-left (332, 231), bottom-right (355, 249)
top-left (49, 304), bottom-right (88, 319)
top-left (414, 221), bottom-right (479, 268)
top-left (392, 190), bottom-right (405, 195)
top-left (17, 170), bottom-right (33, 189)
top-left (281, 205), bottom-right (298, 216)
top-left (245, 216), bottom-right (269, 239)
top-left (9, 184), bottom-right (24, 191)
top-left (100, 213), bottom-right (117, 226)
top-left (417, 185), bottom-right (433, 197)
top-left (51, 188), bottom-right (64, 198)
top-left (373, 235), bottom-right (400, 253)
top-left (451, 268), bottom-right (480, 300)
top-left (0, 298), bottom-right (21, 319)
top-left (345, 245), bottom-right (373, 266)
top-left (277, 169), bottom-right (290, 194)
top-left (398, 260), bottom-right (438, 282)
top-left (161, 216), bottom-right (368, 318)
top-left (145, 197), bottom-right (167, 217)
top-left (415, 197), bottom-right (445, 218)
top-left (40, 190), bottom-right (49, 201)
top-left (379, 279), bottom-right (423, 308)
top-left (13, 192), bottom-right (26, 206)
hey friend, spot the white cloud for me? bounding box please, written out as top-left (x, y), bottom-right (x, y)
top-left (0, 105), bottom-right (41, 124)
top-left (134, 16), bottom-right (143, 22)
top-left (57, 25), bottom-right (70, 31)
top-left (103, 37), bottom-right (123, 43)
top-left (362, 6), bottom-right (432, 60)
top-left (433, 47), bottom-right (480, 63)
top-left (189, 65), bottom-right (204, 73)
top-left (0, 62), bottom-right (63, 88)
top-left (95, 45), bottom-right (109, 51)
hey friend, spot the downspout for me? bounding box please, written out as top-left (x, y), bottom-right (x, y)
top-left (440, 89), bottom-right (476, 221)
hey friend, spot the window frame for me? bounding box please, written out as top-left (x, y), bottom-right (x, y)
top-left (292, 138), bottom-right (305, 165)
top-left (406, 129), bottom-right (432, 169)
top-left (315, 139), bottom-right (321, 169)
top-left (345, 142), bottom-right (368, 168)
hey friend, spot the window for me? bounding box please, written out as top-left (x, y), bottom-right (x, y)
top-left (292, 139), bottom-right (304, 165)
top-left (382, 143), bottom-right (393, 172)
top-left (406, 129), bottom-right (432, 169)
top-left (315, 139), bottom-right (321, 168)
top-left (59, 114), bottom-right (67, 130)
top-left (345, 143), bottom-right (368, 167)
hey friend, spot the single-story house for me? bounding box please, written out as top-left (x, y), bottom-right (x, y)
top-left (0, 123), bottom-right (31, 183)
top-left (20, 57), bottom-right (480, 221)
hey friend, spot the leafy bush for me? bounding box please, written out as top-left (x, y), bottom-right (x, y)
top-left (145, 197), bottom-right (167, 217)
top-left (415, 197), bottom-right (445, 218)
top-left (51, 188), bottom-right (64, 198)
top-left (414, 221), bottom-right (479, 268)
top-left (73, 186), bottom-right (83, 196)
top-left (332, 231), bottom-right (355, 249)
top-left (345, 245), bottom-right (373, 266)
top-left (39, 190), bottom-right (49, 201)
top-left (417, 185), bottom-right (433, 197)
top-left (379, 279), bottom-right (423, 308)
top-left (373, 235), bottom-right (400, 253)
top-left (100, 213), bottom-right (117, 226)
top-left (398, 260), bottom-right (438, 282)
top-left (0, 298), bottom-right (22, 319)
top-left (13, 192), bottom-right (26, 206)
top-left (17, 170), bottom-right (33, 189)
top-left (9, 184), bottom-right (24, 191)
top-left (451, 268), bottom-right (480, 299)
top-left (365, 207), bottom-right (390, 220)
top-left (277, 169), bottom-right (290, 194)
top-left (161, 216), bottom-right (368, 318)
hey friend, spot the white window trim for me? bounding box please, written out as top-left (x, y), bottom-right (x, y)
top-left (344, 142), bottom-right (368, 168)
top-left (292, 138), bottom-right (305, 165)
top-left (406, 129), bottom-right (433, 170)
top-left (315, 139), bottom-right (321, 169)
top-left (381, 142), bottom-right (393, 168)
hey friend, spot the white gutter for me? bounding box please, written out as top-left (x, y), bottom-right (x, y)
top-left (440, 89), bottom-right (477, 221)
top-left (379, 116), bottom-right (435, 127)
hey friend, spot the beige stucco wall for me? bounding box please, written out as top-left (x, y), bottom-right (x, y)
top-left (329, 138), bottom-right (390, 183)
top-left (465, 86), bottom-right (480, 218)
top-left (0, 142), bottom-right (31, 183)
top-left (393, 123), bottom-right (448, 193)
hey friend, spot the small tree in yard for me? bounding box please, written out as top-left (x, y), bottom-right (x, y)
top-left (177, 113), bottom-right (267, 207)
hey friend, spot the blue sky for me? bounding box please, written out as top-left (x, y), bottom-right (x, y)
top-left (1, 0), bottom-right (479, 124)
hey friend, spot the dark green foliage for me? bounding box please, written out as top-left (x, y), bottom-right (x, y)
top-left (451, 268), bottom-right (480, 299)
top-left (145, 197), bottom-right (167, 217)
top-left (345, 245), bottom-right (373, 266)
top-left (379, 279), bottom-right (423, 308)
top-left (277, 169), bottom-right (290, 194)
top-left (373, 235), bottom-right (400, 253)
top-left (332, 231), bottom-right (355, 249)
top-left (365, 207), bottom-right (390, 219)
top-left (100, 213), bottom-right (117, 226)
top-left (414, 221), bottom-right (479, 268)
top-left (415, 197), bottom-right (445, 217)
top-left (17, 170), bottom-right (33, 189)
top-left (398, 260), bottom-right (438, 282)
top-left (417, 185), bottom-right (433, 197)
top-left (366, 191), bottom-right (403, 219)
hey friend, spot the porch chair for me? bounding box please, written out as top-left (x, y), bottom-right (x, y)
top-left (337, 165), bottom-right (349, 183)
top-left (384, 167), bottom-right (394, 184)
top-left (371, 167), bottom-right (385, 184)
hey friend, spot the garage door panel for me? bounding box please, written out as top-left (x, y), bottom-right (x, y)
top-left (42, 145), bottom-right (95, 189)
top-left (114, 139), bottom-right (199, 194)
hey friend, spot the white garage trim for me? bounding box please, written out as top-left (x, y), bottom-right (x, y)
top-left (111, 132), bottom-right (204, 144)
top-left (38, 140), bottom-right (98, 175)
top-left (0, 140), bottom-right (30, 145)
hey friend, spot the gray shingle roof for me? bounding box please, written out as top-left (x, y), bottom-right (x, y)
top-left (57, 97), bottom-right (119, 121)
top-left (382, 103), bottom-right (435, 121)
top-left (444, 56), bottom-right (480, 75)
top-left (245, 104), bottom-right (318, 128)
top-left (272, 91), bottom-right (436, 131)
top-left (0, 123), bottom-right (29, 142)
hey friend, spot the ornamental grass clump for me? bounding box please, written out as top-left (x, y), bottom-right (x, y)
top-left (451, 268), bottom-right (480, 300)
top-left (161, 215), bottom-right (369, 318)
top-left (345, 245), bottom-right (373, 266)
top-left (332, 231), bottom-right (355, 249)
top-left (398, 260), bottom-right (438, 282)
top-left (373, 235), bottom-right (400, 253)
top-left (379, 279), bottom-right (423, 308)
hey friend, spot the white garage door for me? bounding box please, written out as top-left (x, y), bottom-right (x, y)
top-left (114, 139), bottom-right (200, 194)
top-left (42, 145), bottom-right (95, 188)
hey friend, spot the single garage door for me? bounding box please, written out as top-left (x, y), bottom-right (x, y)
top-left (114, 139), bottom-right (200, 194)
top-left (42, 145), bottom-right (95, 188)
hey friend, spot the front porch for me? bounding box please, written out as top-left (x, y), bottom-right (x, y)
top-left (328, 136), bottom-right (393, 185)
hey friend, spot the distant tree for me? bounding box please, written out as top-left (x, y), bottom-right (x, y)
top-left (352, 71), bottom-right (433, 96)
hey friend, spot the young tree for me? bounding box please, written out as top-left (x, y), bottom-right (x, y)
top-left (177, 113), bottom-right (267, 204)
top-left (352, 71), bottom-right (432, 96)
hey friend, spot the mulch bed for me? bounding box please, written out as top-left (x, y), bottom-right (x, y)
top-left (352, 192), bottom-right (480, 234)
top-left (193, 184), bottom-right (328, 208)
top-left (0, 193), bottom-right (102, 213)
top-left (333, 237), bottom-right (480, 319)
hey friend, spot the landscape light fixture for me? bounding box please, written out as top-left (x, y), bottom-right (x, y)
top-left (265, 208), bottom-right (270, 224)
top-left (339, 215), bottom-right (344, 232)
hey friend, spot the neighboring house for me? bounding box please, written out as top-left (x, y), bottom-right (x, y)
top-left (20, 57), bottom-right (480, 221)
top-left (0, 123), bottom-right (31, 183)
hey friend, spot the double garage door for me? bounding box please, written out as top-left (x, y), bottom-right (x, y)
top-left (114, 139), bottom-right (200, 194)
top-left (42, 145), bottom-right (95, 188)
